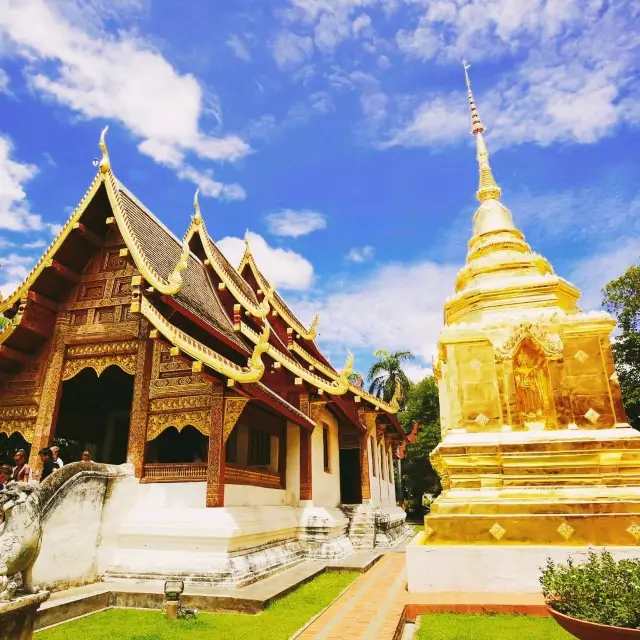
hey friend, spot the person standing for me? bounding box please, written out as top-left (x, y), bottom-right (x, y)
top-left (51, 445), bottom-right (64, 468)
top-left (39, 448), bottom-right (58, 481)
top-left (0, 464), bottom-right (10, 490)
top-left (80, 450), bottom-right (93, 463)
top-left (11, 449), bottom-right (31, 482)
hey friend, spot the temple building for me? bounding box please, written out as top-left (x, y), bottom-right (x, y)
top-left (407, 63), bottom-right (640, 594)
top-left (0, 129), bottom-right (410, 588)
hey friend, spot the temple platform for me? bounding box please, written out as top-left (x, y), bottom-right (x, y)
top-left (406, 532), bottom-right (640, 593)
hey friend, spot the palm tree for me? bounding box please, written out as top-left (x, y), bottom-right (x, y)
top-left (367, 349), bottom-right (414, 405)
top-left (347, 372), bottom-right (364, 388)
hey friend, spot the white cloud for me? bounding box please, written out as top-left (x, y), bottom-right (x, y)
top-left (405, 363), bottom-right (433, 383)
top-left (265, 209), bottom-right (327, 238)
top-left (175, 164), bottom-right (246, 201)
top-left (292, 260), bottom-right (458, 362)
top-left (217, 231), bottom-right (314, 291)
top-left (570, 237), bottom-right (640, 311)
top-left (352, 13), bottom-right (373, 37)
top-left (270, 30), bottom-right (314, 69)
top-left (23, 239), bottom-right (46, 249)
top-left (0, 253), bottom-right (37, 297)
top-left (0, 68), bottom-right (9, 93)
top-left (0, 135), bottom-right (44, 231)
top-left (389, 1), bottom-right (640, 149)
top-left (226, 34), bottom-right (251, 61)
top-left (0, 0), bottom-right (250, 196)
top-left (346, 245), bottom-right (374, 263)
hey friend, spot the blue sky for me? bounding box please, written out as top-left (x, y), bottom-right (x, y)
top-left (0, 0), bottom-right (639, 381)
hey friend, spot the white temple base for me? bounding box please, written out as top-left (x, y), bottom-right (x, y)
top-left (406, 533), bottom-right (640, 593)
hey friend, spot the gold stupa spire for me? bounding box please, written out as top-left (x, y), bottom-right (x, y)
top-left (462, 61), bottom-right (501, 203)
top-left (193, 188), bottom-right (202, 224)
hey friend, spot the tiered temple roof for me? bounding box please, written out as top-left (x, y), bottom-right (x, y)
top-left (0, 127), bottom-right (404, 443)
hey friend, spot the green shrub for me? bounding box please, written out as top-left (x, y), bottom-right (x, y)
top-left (540, 548), bottom-right (640, 629)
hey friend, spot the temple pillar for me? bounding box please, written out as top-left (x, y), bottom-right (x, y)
top-left (30, 316), bottom-right (69, 473)
top-left (359, 431), bottom-right (371, 502)
top-left (298, 393), bottom-right (312, 501)
top-left (127, 322), bottom-right (153, 478)
top-left (205, 388), bottom-right (225, 507)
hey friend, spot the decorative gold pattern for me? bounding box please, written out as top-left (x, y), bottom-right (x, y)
top-left (142, 463), bottom-right (207, 483)
top-left (627, 523), bottom-right (640, 541)
top-left (206, 390), bottom-right (226, 507)
top-left (494, 322), bottom-right (563, 361)
top-left (146, 410), bottom-right (211, 441)
top-left (0, 418), bottom-right (36, 442)
top-left (310, 401), bottom-right (328, 425)
top-left (584, 408), bottom-right (600, 424)
top-left (223, 397), bottom-right (249, 443)
top-left (470, 359), bottom-right (481, 370)
top-left (475, 413), bottom-right (489, 426)
top-left (489, 522), bottom-right (506, 540)
top-left (574, 350), bottom-right (589, 364)
top-left (62, 353), bottom-right (136, 380)
top-left (557, 522), bottom-right (575, 541)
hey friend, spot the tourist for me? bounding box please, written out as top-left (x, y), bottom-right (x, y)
top-left (81, 450), bottom-right (93, 463)
top-left (39, 448), bottom-right (58, 481)
top-left (51, 445), bottom-right (64, 468)
top-left (0, 464), bottom-right (10, 490)
top-left (11, 449), bottom-right (31, 482)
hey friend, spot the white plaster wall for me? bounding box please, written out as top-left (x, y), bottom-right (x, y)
top-left (368, 434), bottom-right (382, 505)
top-left (286, 421), bottom-right (300, 507)
top-left (311, 409), bottom-right (341, 507)
top-left (33, 471), bottom-right (137, 590)
top-left (225, 483), bottom-right (288, 506)
top-left (406, 539), bottom-right (640, 593)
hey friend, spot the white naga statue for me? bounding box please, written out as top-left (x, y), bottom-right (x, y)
top-left (0, 482), bottom-right (43, 602)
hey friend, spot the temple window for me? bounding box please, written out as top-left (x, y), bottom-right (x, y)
top-left (248, 428), bottom-right (271, 467)
top-left (323, 424), bottom-right (330, 472)
top-left (146, 426), bottom-right (208, 464)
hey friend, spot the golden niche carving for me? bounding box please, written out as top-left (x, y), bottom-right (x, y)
top-left (62, 340), bottom-right (138, 381)
top-left (495, 321), bottom-right (563, 361)
top-left (310, 401), bottom-right (328, 425)
top-left (146, 411), bottom-right (211, 441)
top-left (513, 341), bottom-right (552, 427)
top-left (223, 397), bottom-right (249, 444)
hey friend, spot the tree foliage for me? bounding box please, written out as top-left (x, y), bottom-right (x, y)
top-left (367, 349), bottom-right (414, 405)
top-left (398, 376), bottom-right (442, 517)
top-left (602, 265), bottom-right (640, 429)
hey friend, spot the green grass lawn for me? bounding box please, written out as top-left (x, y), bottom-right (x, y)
top-left (38, 571), bottom-right (358, 640)
top-left (415, 613), bottom-right (573, 640)
top-left (413, 524), bottom-right (425, 533)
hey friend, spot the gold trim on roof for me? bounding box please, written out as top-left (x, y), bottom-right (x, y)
top-left (183, 210), bottom-right (270, 318)
top-left (1, 126), bottom-right (191, 312)
top-left (289, 341), bottom-right (398, 413)
top-left (239, 244), bottom-right (317, 339)
top-left (140, 296), bottom-right (268, 383)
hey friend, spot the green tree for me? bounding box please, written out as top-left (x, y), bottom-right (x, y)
top-left (347, 372), bottom-right (364, 388)
top-left (603, 265), bottom-right (640, 429)
top-left (0, 316), bottom-right (10, 329)
top-left (398, 376), bottom-right (442, 517)
top-left (367, 349), bottom-right (414, 405)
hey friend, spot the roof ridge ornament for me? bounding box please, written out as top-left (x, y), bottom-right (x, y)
top-left (168, 241), bottom-right (190, 290)
top-left (193, 188), bottom-right (202, 225)
top-left (461, 60), bottom-right (501, 203)
top-left (99, 125), bottom-right (111, 174)
top-left (340, 351), bottom-right (354, 381)
top-left (308, 313), bottom-right (319, 339)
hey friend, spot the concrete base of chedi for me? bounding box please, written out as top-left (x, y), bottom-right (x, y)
top-left (0, 592), bottom-right (50, 640)
top-left (406, 536), bottom-right (640, 593)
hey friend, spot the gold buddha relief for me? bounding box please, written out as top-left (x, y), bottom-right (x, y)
top-left (513, 341), bottom-right (552, 428)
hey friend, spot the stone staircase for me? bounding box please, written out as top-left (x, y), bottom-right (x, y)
top-left (340, 504), bottom-right (414, 550)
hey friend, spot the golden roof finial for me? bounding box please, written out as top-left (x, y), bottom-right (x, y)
top-left (461, 60), bottom-right (501, 203)
top-left (98, 125), bottom-right (111, 174)
top-left (193, 188), bottom-right (202, 224)
top-left (244, 229), bottom-right (251, 250)
top-left (309, 313), bottom-right (319, 338)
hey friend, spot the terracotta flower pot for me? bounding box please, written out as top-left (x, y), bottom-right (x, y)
top-left (548, 607), bottom-right (640, 639)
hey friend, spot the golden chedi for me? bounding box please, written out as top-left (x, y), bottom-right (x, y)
top-left (426, 63), bottom-right (640, 548)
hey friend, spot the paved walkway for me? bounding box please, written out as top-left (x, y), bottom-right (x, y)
top-left (298, 553), bottom-right (407, 640)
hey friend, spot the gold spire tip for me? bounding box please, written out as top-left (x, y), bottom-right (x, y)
top-left (461, 60), bottom-right (485, 136)
top-left (98, 125), bottom-right (111, 174)
top-left (244, 229), bottom-right (251, 248)
top-left (193, 188), bottom-right (202, 223)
